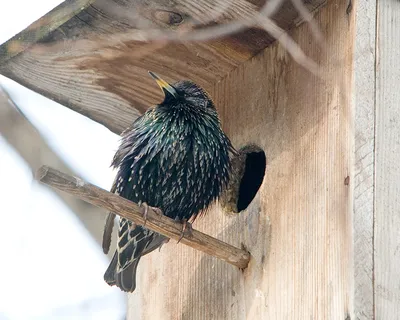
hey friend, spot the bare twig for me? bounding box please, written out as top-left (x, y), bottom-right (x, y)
top-left (14, 0), bottom-right (270, 57)
top-left (1, 0), bottom-right (325, 78)
top-left (36, 165), bottom-right (251, 269)
top-left (291, 0), bottom-right (324, 45)
top-left (255, 14), bottom-right (321, 77)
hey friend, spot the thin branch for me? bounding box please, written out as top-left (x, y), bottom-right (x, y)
top-left (36, 165), bottom-right (251, 269)
top-left (19, 0), bottom-right (268, 57)
top-left (2, 0), bottom-right (325, 79)
top-left (291, 0), bottom-right (324, 45)
top-left (255, 14), bottom-right (321, 77)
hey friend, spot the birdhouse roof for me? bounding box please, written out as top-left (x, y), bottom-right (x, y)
top-left (0, 0), bottom-right (325, 133)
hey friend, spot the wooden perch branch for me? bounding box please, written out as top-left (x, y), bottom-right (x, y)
top-left (36, 165), bottom-right (251, 269)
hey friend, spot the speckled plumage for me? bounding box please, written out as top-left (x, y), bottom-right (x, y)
top-left (103, 77), bottom-right (235, 292)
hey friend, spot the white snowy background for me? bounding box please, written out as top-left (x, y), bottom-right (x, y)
top-left (0, 1), bottom-right (126, 319)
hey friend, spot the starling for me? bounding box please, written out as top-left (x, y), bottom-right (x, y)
top-left (103, 72), bottom-right (235, 292)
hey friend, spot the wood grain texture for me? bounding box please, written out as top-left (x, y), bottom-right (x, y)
top-left (0, 0), bottom-right (326, 134)
top-left (127, 0), bottom-right (354, 318)
top-left (0, 0), bottom-right (94, 63)
top-left (36, 165), bottom-right (251, 269)
top-left (352, 0), bottom-right (377, 318)
top-left (374, 1), bottom-right (400, 319)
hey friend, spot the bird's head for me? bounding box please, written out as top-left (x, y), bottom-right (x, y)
top-left (149, 71), bottom-right (214, 110)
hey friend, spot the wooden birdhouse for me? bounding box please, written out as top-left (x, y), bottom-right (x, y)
top-left (1, 0), bottom-right (399, 319)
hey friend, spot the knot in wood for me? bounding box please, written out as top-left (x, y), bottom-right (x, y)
top-left (153, 10), bottom-right (183, 26)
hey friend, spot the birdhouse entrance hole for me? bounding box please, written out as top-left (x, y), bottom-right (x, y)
top-left (237, 147), bottom-right (266, 211)
top-left (221, 145), bottom-right (266, 213)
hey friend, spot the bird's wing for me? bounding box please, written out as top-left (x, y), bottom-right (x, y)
top-left (102, 114), bottom-right (147, 255)
top-left (102, 174), bottom-right (119, 254)
top-left (104, 219), bottom-right (166, 292)
top-left (116, 219), bottom-right (167, 271)
top-left (104, 231), bottom-right (166, 292)
top-left (102, 212), bottom-right (116, 254)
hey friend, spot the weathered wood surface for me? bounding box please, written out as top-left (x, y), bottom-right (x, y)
top-left (0, 0), bottom-right (326, 134)
top-left (36, 165), bottom-right (251, 269)
top-left (127, 0), bottom-right (353, 318)
top-left (0, 0), bottom-right (95, 62)
top-left (352, 0), bottom-right (376, 318)
top-left (7, 0), bottom-right (400, 318)
top-left (374, 1), bottom-right (400, 318)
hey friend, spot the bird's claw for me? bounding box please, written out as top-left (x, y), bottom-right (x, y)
top-left (152, 207), bottom-right (163, 216)
top-left (138, 202), bottom-right (163, 226)
top-left (138, 201), bottom-right (149, 226)
top-left (177, 219), bottom-right (193, 244)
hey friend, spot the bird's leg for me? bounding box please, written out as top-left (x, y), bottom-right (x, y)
top-left (138, 201), bottom-right (149, 226)
top-left (138, 201), bottom-right (163, 226)
top-left (177, 219), bottom-right (193, 244)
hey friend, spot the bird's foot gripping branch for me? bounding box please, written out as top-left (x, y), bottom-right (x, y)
top-left (36, 165), bottom-right (251, 269)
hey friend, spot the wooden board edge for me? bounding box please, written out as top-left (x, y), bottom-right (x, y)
top-left (0, 0), bottom-right (94, 64)
top-left (351, 0), bottom-right (377, 318)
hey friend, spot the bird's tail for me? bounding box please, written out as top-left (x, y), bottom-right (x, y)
top-left (104, 251), bottom-right (141, 292)
top-left (104, 219), bottom-right (169, 292)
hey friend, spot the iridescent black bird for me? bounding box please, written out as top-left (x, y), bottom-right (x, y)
top-left (103, 72), bottom-right (235, 292)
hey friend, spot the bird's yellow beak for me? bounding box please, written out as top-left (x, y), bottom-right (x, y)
top-left (148, 71), bottom-right (178, 99)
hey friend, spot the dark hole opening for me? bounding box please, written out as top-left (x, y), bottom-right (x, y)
top-left (237, 149), bottom-right (266, 212)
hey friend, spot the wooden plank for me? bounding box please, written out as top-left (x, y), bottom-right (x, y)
top-left (0, 0), bottom-right (94, 63)
top-left (127, 0), bottom-right (354, 318)
top-left (374, 1), bottom-right (400, 319)
top-left (0, 0), bottom-right (326, 134)
top-left (352, 0), bottom-right (377, 318)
